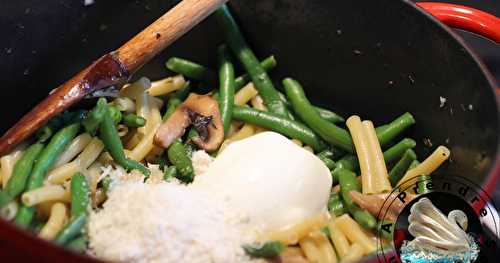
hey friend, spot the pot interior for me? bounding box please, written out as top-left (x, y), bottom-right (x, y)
top-left (0, 0), bottom-right (498, 261)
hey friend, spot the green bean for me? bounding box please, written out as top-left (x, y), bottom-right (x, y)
top-left (383, 138), bottom-right (416, 164)
top-left (321, 225), bottom-right (331, 237)
top-left (417, 175), bottom-right (432, 194)
top-left (234, 55), bottom-right (277, 90)
top-left (54, 214), bottom-right (86, 245)
top-left (317, 150), bottom-right (334, 159)
top-left (388, 149), bottom-right (417, 185)
top-left (315, 106), bottom-right (345, 124)
top-left (0, 143), bottom-right (44, 207)
top-left (317, 154), bottom-right (336, 170)
top-left (232, 106), bottom-right (327, 151)
top-left (164, 166), bottom-right (177, 182)
top-left (409, 159), bottom-right (421, 169)
top-left (167, 139), bottom-right (194, 183)
top-left (283, 78), bottom-right (353, 152)
top-left (67, 236), bottom-right (88, 253)
top-left (243, 241), bottom-right (284, 258)
top-left (328, 192), bottom-right (346, 216)
top-left (278, 91), bottom-right (345, 124)
top-left (99, 105), bottom-right (150, 176)
top-left (163, 98), bottom-right (182, 120)
top-left (0, 191), bottom-right (10, 214)
top-left (70, 172), bottom-right (90, 218)
top-left (162, 82), bottom-right (191, 120)
top-left (36, 110), bottom-right (86, 142)
top-left (83, 98), bottom-right (107, 134)
top-left (14, 123), bottom-right (80, 228)
top-left (35, 126), bottom-right (53, 143)
top-left (335, 155), bottom-right (359, 172)
top-left (375, 113), bottom-right (415, 147)
top-left (317, 148), bottom-right (344, 161)
top-left (217, 45), bottom-right (236, 135)
top-left (215, 5), bottom-right (289, 117)
top-left (165, 57), bottom-right (216, 84)
top-left (122, 114), bottom-right (146, 127)
top-left (335, 168), bottom-right (377, 229)
top-left (172, 81), bottom-right (192, 101)
top-left (108, 106), bottom-right (122, 125)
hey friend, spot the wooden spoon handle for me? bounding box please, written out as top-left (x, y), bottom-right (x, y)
top-left (118, 0), bottom-right (227, 71)
top-left (0, 0), bottom-right (227, 156)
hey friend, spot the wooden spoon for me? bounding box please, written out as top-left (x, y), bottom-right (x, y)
top-left (0, 0), bottom-right (227, 156)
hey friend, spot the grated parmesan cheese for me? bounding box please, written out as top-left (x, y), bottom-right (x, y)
top-left (191, 150), bottom-right (214, 176)
top-left (88, 176), bottom-right (261, 263)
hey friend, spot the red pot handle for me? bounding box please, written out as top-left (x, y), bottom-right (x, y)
top-left (416, 2), bottom-right (500, 44)
top-left (417, 2), bottom-right (500, 94)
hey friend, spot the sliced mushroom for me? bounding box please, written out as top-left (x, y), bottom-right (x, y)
top-left (349, 191), bottom-right (416, 221)
top-left (154, 93), bottom-right (224, 152)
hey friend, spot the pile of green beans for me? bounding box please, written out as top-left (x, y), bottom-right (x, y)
top-left (14, 123), bottom-right (81, 228)
top-left (215, 4), bottom-right (289, 118)
top-left (217, 45), bottom-right (236, 136)
top-left (328, 192), bottom-right (345, 216)
top-left (166, 57), bottom-right (217, 85)
top-left (389, 149), bottom-right (417, 185)
top-left (0, 143), bottom-right (44, 207)
top-left (122, 114), bottom-right (146, 127)
top-left (232, 106), bottom-right (327, 151)
top-left (99, 103), bottom-right (150, 176)
top-left (167, 139), bottom-right (194, 183)
top-left (283, 78), bottom-right (353, 152)
top-left (55, 172), bottom-right (90, 246)
top-left (335, 168), bottom-right (377, 230)
top-left (166, 55), bottom-right (276, 93)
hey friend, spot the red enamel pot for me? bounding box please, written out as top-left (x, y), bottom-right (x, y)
top-left (0, 1), bottom-right (498, 262)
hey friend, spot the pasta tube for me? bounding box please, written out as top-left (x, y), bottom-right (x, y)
top-left (299, 235), bottom-right (322, 263)
top-left (329, 219), bottom-right (350, 259)
top-left (47, 162), bottom-right (79, 185)
top-left (52, 133), bottom-right (92, 168)
top-left (346, 116), bottom-right (377, 194)
top-left (0, 147), bottom-right (24, 188)
top-left (264, 212), bottom-right (330, 245)
top-left (362, 121), bottom-right (391, 193)
top-left (128, 100), bottom-right (162, 161)
top-left (234, 82), bottom-right (258, 106)
top-left (21, 185), bottom-right (70, 206)
top-left (397, 145), bottom-right (450, 186)
top-left (148, 75), bottom-right (185, 97)
top-left (251, 95), bottom-right (267, 111)
top-left (113, 97), bottom-right (136, 113)
top-left (119, 77), bottom-right (151, 99)
top-left (0, 200), bottom-right (18, 221)
top-left (38, 202), bottom-right (68, 240)
top-left (310, 230), bottom-right (337, 263)
top-left (136, 91), bottom-right (151, 135)
top-left (48, 138), bottom-right (104, 184)
top-left (341, 243), bottom-right (364, 263)
top-left (335, 214), bottom-right (375, 255)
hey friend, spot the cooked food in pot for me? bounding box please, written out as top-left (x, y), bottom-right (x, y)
top-left (0, 5), bottom-right (451, 263)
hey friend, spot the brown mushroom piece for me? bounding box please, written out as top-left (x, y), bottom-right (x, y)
top-left (349, 191), bottom-right (416, 222)
top-left (154, 93), bottom-right (224, 152)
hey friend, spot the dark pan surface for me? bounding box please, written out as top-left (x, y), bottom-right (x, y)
top-left (0, 0), bottom-right (498, 262)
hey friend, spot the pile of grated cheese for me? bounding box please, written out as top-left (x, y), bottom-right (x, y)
top-left (87, 160), bottom-right (261, 263)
